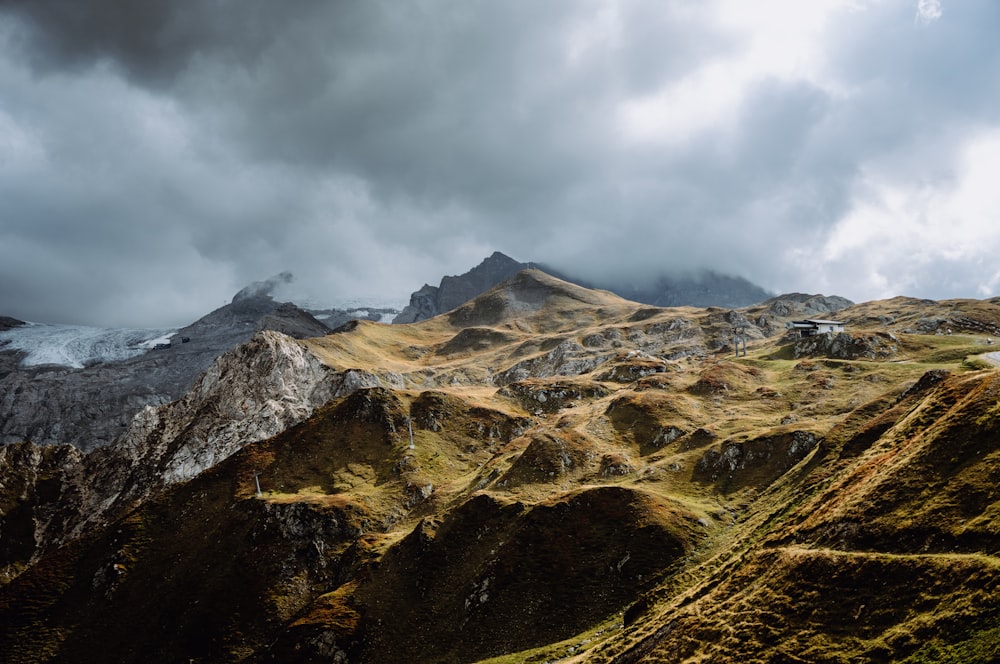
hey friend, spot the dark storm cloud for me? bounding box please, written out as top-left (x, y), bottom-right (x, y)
top-left (194, 1), bottom-right (730, 222)
top-left (0, 0), bottom-right (315, 83)
top-left (1, 1), bottom-right (1000, 326)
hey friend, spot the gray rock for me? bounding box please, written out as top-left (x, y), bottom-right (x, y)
top-left (0, 293), bottom-right (331, 451)
top-left (0, 330), bottom-right (389, 575)
top-left (394, 252), bottom-right (529, 323)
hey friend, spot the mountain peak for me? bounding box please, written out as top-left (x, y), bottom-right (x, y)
top-left (395, 253), bottom-right (776, 325)
top-left (232, 271), bottom-right (294, 304)
top-left (393, 253), bottom-right (531, 323)
top-left (0, 316), bottom-right (25, 332)
top-left (482, 250), bottom-right (521, 266)
top-left (446, 268), bottom-right (627, 329)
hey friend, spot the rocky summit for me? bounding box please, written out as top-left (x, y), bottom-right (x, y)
top-left (393, 251), bottom-right (531, 323)
top-left (3, 270), bottom-right (1000, 662)
top-left (393, 252), bottom-right (774, 324)
top-left (0, 291), bottom-right (330, 452)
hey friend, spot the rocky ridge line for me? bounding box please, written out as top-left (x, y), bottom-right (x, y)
top-left (0, 330), bottom-right (396, 576)
top-left (0, 294), bottom-right (331, 451)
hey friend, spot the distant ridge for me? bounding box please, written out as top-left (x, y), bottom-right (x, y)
top-left (394, 252), bottom-right (774, 323)
top-left (541, 265), bottom-right (773, 309)
top-left (393, 252), bottom-right (528, 323)
top-left (0, 316), bottom-right (24, 332)
top-left (0, 286), bottom-right (329, 451)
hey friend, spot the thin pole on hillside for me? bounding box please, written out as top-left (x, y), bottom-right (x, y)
top-left (733, 327), bottom-right (747, 357)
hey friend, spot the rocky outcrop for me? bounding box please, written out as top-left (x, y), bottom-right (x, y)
top-left (392, 283), bottom-right (441, 324)
top-left (118, 331), bottom-right (355, 486)
top-left (695, 431), bottom-right (820, 488)
top-left (493, 340), bottom-right (610, 386)
top-left (393, 251), bottom-right (529, 323)
top-left (0, 293), bottom-right (331, 451)
top-left (498, 379), bottom-right (611, 414)
top-left (793, 331), bottom-right (898, 360)
top-left (0, 441), bottom-right (84, 582)
top-left (762, 293), bottom-right (854, 317)
top-left (0, 330), bottom-right (391, 574)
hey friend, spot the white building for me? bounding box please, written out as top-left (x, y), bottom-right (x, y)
top-left (785, 319), bottom-right (846, 337)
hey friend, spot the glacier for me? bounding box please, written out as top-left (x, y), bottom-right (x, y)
top-left (0, 323), bottom-right (177, 369)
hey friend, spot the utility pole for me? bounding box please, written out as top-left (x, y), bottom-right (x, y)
top-left (733, 326), bottom-right (747, 357)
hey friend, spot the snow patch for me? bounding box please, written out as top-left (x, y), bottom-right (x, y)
top-left (318, 296), bottom-right (408, 312)
top-left (0, 323), bottom-right (177, 368)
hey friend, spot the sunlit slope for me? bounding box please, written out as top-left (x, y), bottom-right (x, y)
top-left (590, 371), bottom-right (1000, 664)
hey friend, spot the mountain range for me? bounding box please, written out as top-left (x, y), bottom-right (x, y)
top-left (0, 289), bottom-right (330, 451)
top-left (0, 253), bottom-right (774, 452)
top-left (393, 251), bottom-right (773, 323)
top-left (2, 264), bottom-right (1000, 661)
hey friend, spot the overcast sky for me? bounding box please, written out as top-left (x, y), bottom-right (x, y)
top-left (2, 0), bottom-right (999, 327)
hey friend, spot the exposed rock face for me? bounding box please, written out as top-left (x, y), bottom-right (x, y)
top-left (694, 431), bottom-right (820, 488)
top-left (119, 331), bottom-right (351, 486)
top-left (393, 283), bottom-right (441, 323)
top-left (0, 441), bottom-right (84, 582)
top-left (762, 292), bottom-right (854, 317)
top-left (793, 331), bottom-right (898, 360)
top-left (498, 379), bottom-right (611, 414)
top-left (394, 252), bottom-right (529, 323)
top-left (395, 253), bottom-right (778, 325)
top-left (0, 294), bottom-right (331, 451)
top-left (0, 330), bottom-right (389, 577)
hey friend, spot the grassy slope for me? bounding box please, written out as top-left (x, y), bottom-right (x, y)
top-left (4, 277), bottom-right (1000, 662)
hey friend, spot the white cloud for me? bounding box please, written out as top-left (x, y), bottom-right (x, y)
top-left (798, 127), bottom-right (1000, 299)
top-left (617, 0), bottom-right (858, 144)
top-left (916, 0), bottom-right (943, 25)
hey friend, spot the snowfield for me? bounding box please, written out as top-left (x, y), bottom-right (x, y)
top-left (0, 323), bottom-right (177, 368)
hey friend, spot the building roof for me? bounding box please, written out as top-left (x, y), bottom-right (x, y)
top-left (786, 319), bottom-right (847, 328)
